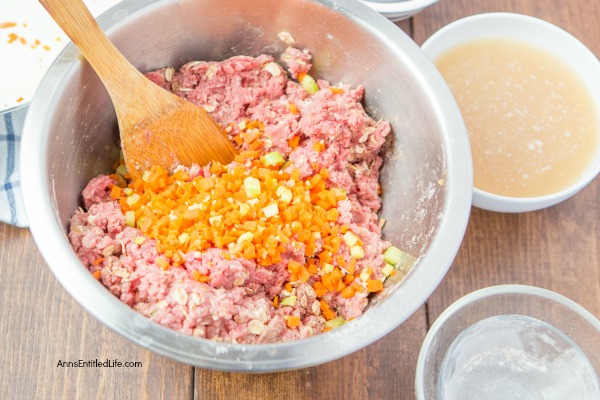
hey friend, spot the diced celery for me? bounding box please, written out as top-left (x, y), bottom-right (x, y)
top-left (239, 203), bottom-right (251, 216)
top-left (134, 236), bottom-right (146, 245)
top-left (276, 186), bottom-right (293, 204)
top-left (178, 232), bottom-right (189, 244)
top-left (116, 164), bottom-right (128, 176)
top-left (125, 211), bottom-right (135, 227)
top-left (141, 170), bottom-right (152, 182)
top-left (350, 245), bottom-right (364, 259)
top-left (382, 263), bottom-right (395, 277)
top-left (280, 295), bottom-right (297, 307)
top-left (301, 74), bottom-right (319, 95)
top-left (324, 316), bottom-right (345, 329)
top-left (261, 151), bottom-right (285, 167)
top-left (262, 203), bottom-right (279, 218)
top-left (343, 231), bottom-right (359, 247)
top-left (384, 246), bottom-right (404, 266)
top-left (359, 269), bottom-right (371, 282)
top-left (237, 232), bottom-right (254, 244)
top-left (244, 176), bottom-right (261, 199)
top-left (321, 263), bottom-right (334, 274)
top-left (126, 193), bottom-right (140, 207)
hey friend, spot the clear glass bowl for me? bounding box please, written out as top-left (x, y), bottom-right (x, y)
top-left (416, 285), bottom-right (600, 399)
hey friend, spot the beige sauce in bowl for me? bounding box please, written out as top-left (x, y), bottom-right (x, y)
top-left (435, 38), bottom-right (599, 198)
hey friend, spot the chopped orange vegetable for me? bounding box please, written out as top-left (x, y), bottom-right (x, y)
top-left (92, 270), bottom-right (102, 280)
top-left (108, 117), bottom-right (390, 324)
top-left (313, 141), bottom-right (325, 152)
top-left (289, 103), bottom-right (298, 115)
top-left (93, 257), bottom-right (105, 266)
top-left (341, 285), bottom-right (355, 299)
top-left (192, 270), bottom-right (211, 283)
top-left (288, 135), bottom-right (300, 148)
top-left (328, 87), bottom-right (345, 95)
top-left (313, 282), bottom-right (328, 297)
top-left (323, 308), bottom-right (335, 320)
top-left (367, 279), bottom-right (384, 293)
top-left (109, 185), bottom-right (122, 199)
top-left (286, 315), bottom-right (301, 328)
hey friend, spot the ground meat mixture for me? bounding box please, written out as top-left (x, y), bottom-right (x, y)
top-left (69, 41), bottom-right (393, 344)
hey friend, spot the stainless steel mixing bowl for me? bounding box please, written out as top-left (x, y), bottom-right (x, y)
top-left (21, 0), bottom-right (472, 371)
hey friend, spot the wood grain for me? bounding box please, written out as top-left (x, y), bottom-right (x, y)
top-left (1, 0), bottom-right (599, 399)
top-left (0, 224), bottom-right (194, 400)
top-left (195, 310), bottom-right (426, 400)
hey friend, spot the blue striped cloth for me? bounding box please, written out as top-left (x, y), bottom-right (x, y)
top-left (1, 107), bottom-right (29, 228)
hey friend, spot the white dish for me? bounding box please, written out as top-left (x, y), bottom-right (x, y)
top-left (422, 13), bottom-right (600, 213)
top-left (360, 0), bottom-right (440, 21)
top-left (0, 0), bottom-right (122, 114)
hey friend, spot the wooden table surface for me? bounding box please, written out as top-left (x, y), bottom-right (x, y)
top-left (2, 0), bottom-right (599, 398)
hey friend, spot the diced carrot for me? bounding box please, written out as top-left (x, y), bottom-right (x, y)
top-left (321, 274), bottom-right (334, 292)
top-left (192, 270), bottom-right (211, 283)
top-left (313, 282), bottom-right (328, 297)
top-left (346, 258), bottom-right (356, 274)
top-left (287, 260), bottom-right (302, 273)
top-left (241, 129), bottom-right (261, 144)
top-left (233, 134), bottom-right (244, 145)
top-left (313, 141), bottom-right (325, 152)
top-left (367, 279), bottom-right (384, 293)
top-left (323, 308), bottom-right (335, 320)
top-left (108, 126), bottom-right (371, 317)
top-left (341, 285), bottom-right (355, 298)
top-left (344, 274), bottom-right (355, 285)
top-left (288, 103), bottom-right (298, 115)
top-left (288, 135), bottom-right (300, 148)
top-left (109, 185), bottom-right (122, 199)
top-left (93, 257), bottom-right (105, 266)
top-left (286, 315), bottom-right (301, 328)
top-left (92, 270), bottom-right (102, 280)
top-left (297, 266), bottom-right (311, 283)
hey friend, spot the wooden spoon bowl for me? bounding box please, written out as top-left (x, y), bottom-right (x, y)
top-left (39, 0), bottom-right (236, 178)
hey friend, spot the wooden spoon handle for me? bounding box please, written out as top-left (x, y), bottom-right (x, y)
top-left (38, 0), bottom-right (146, 105)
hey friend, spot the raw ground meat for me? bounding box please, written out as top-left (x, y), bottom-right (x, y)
top-left (69, 44), bottom-right (392, 343)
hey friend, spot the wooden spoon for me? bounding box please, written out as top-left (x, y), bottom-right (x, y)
top-left (39, 0), bottom-right (236, 179)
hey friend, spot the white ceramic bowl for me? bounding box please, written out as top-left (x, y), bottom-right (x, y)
top-left (360, 0), bottom-right (440, 22)
top-left (422, 13), bottom-right (600, 213)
